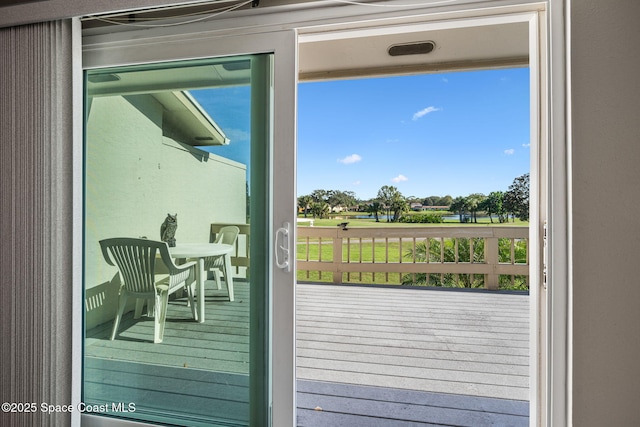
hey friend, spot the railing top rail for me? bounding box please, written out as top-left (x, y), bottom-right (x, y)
top-left (297, 225), bottom-right (529, 239)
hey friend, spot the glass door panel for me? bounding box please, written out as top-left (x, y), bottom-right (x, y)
top-left (83, 54), bottom-right (272, 427)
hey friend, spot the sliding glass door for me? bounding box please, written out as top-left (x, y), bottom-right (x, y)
top-left (82, 31), bottom-right (296, 427)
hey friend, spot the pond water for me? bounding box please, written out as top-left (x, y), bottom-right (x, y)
top-left (340, 214), bottom-right (508, 222)
top-left (352, 215), bottom-right (392, 220)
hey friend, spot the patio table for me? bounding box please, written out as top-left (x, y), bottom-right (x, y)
top-left (169, 243), bottom-right (234, 323)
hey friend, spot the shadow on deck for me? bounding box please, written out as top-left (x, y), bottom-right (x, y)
top-left (84, 281), bottom-right (529, 426)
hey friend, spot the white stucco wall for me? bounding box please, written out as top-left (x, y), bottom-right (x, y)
top-left (84, 94), bottom-right (247, 328)
top-left (571, 1), bottom-right (640, 425)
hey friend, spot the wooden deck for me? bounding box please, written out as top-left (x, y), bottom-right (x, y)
top-left (85, 281), bottom-right (529, 426)
top-left (296, 283), bottom-right (529, 426)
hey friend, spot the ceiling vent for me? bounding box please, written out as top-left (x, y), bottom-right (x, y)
top-left (87, 73), bottom-right (120, 83)
top-left (388, 41), bottom-right (436, 57)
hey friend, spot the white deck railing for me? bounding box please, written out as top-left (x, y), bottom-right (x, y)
top-left (297, 226), bottom-right (529, 290)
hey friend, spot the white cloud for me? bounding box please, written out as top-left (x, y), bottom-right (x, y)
top-left (412, 106), bottom-right (440, 121)
top-left (224, 128), bottom-right (250, 143)
top-left (337, 154), bottom-right (362, 164)
top-left (352, 180), bottom-right (361, 186)
top-left (504, 149), bottom-right (515, 155)
top-left (391, 174), bottom-right (409, 183)
top-left (522, 143), bottom-right (531, 147)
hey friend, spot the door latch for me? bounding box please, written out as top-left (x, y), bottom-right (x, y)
top-left (275, 222), bottom-right (291, 273)
top-left (543, 220), bottom-right (548, 290)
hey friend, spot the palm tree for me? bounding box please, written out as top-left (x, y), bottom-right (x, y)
top-left (482, 191), bottom-right (505, 223)
top-left (298, 195), bottom-right (312, 218)
top-left (377, 185), bottom-right (406, 222)
top-left (390, 195), bottom-right (408, 222)
top-left (466, 193), bottom-right (486, 223)
top-left (310, 201), bottom-right (330, 219)
top-left (402, 238), bottom-right (485, 287)
top-left (450, 196), bottom-right (469, 223)
top-left (367, 201), bottom-right (383, 222)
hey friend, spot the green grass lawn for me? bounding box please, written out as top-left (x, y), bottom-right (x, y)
top-left (298, 212), bottom-right (529, 227)
top-left (296, 231), bottom-right (529, 290)
top-left (296, 239), bottom-right (404, 284)
top-left (297, 239), bottom-right (403, 263)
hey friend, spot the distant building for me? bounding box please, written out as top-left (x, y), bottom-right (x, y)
top-left (411, 203), bottom-right (450, 211)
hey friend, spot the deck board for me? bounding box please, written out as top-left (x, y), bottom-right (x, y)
top-left (296, 283), bottom-right (529, 402)
top-left (84, 359), bottom-right (250, 426)
top-left (297, 380), bottom-right (528, 427)
top-left (85, 281), bottom-right (529, 426)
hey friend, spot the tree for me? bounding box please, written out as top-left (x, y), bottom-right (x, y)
top-left (343, 191), bottom-right (358, 209)
top-left (482, 191), bottom-right (505, 223)
top-left (390, 194), bottom-right (408, 222)
top-left (310, 201), bottom-right (330, 219)
top-left (327, 190), bottom-right (357, 212)
top-left (376, 185), bottom-right (405, 222)
top-left (437, 195), bottom-right (453, 207)
top-left (466, 193), bottom-right (486, 223)
top-left (298, 195), bottom-right (313, 218)
top-left (422, 195), bottom-right (452, 207)
top-left (310, 189), bottom-right (328, 203)
top-left (504, 173), bottom-right (530, 221)
top-left (422, 196), bottom-right (437, 206)
top-left (450, 196), bottom-right (469, 223)
top-left (377, 185), bottom-right (396, 221)
top-left (367, 201), bottom-right (383, 222)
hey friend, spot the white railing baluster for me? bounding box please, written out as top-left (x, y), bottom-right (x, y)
top-left (346, 237), bottom-right (351, 282)
top-left (295, 226), bottom-right (528, 290)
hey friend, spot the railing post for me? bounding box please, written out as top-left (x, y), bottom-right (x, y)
top-left (333, 234), bottom-right (343, 284)
top-left (485, 237), bottom-right (499, 290)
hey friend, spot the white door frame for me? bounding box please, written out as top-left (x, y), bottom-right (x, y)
top-left (295, 8), bottom-right (551, 427)
top-left (81, 29), bottom-right (298, 427)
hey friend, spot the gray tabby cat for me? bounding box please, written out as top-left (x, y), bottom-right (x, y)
top-left (160, 213), bottom-right (178, 247)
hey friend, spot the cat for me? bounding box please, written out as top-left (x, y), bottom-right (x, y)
top-left (160, 213), bottom-right (178, 247)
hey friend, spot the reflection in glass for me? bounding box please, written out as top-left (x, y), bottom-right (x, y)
top-left (83, 56), bottom-right (268, 427)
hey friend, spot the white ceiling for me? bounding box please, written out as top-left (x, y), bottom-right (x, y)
top-left (86, 60), bottom-right (250, 96)
top-left (79, 0), bottom-right (530, 82)
top-left (298, 21), bottom-right (529, 81)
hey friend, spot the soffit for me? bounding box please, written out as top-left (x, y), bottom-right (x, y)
top-left (299, 20), bottom-right (529, 81)
top-left (86, 61), bottom-right (250, 96)
top-left (86, 59), bottom-right (247, 146)
top-left (154, 91), bottom-right (229, 146)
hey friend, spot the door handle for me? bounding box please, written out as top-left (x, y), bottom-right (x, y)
top-left (275, 222), bottom-right (291, 272)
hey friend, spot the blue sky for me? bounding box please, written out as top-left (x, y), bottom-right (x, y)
top-left (192, 86), bottom-right (252, 168)
top-left (192, 67), bottom-right (530, 201)
top-left (297, 68), bottom-right (530, 200)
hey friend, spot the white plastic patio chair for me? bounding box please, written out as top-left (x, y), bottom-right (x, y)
top-left (100, 237), bottom-right (197, 343)
top-left (204, 225), bottom-right (239, 298)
